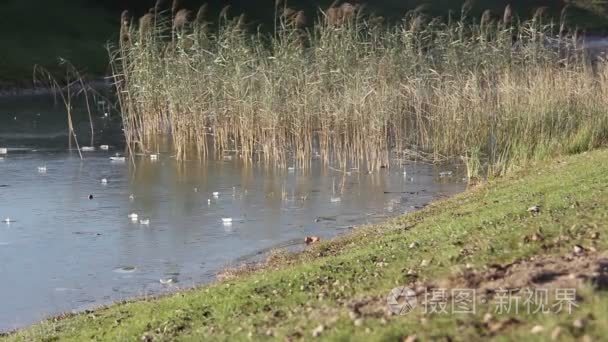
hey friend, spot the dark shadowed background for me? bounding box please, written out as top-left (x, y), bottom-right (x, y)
top-left (1, 0), bottom-right (607, 85)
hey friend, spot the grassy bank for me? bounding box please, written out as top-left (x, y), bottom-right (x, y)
top-left (114, 7), bottom-right (608, 175)
top-left (4, 149), bottom-right (608, 341)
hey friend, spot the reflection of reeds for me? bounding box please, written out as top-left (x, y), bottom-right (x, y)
top-left (111, 5), bottom-right (608, 177)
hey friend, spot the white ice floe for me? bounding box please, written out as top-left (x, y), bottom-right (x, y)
top-left (100, 145), bottom-right (110, 151)
top-left (0, 148), bottom-right (7, 155)
top-left (110, 156), bottom-right (126, 162)
top-left (128, 213), bottom-right (139, 221)
top-left (101, 178), bottom-right (108, 185)
top-left (213, 192), bottom-right (220, 198)
top-left (221, 218), bottom-right (233, 224)
top-left (37, 166), bottom-right (47, 173)
top-left (3, 218), bottom-right (14, 224)
top-left (160, 278), bottom-right (174, 285)
top-left (139, 219), bottom-right (150, 225)
top-left (330, 196), bottom-right (342, 203)
top-left (150, 154), bottom-right (159, 161)
top-left (81, 146), bottom-right (95, 152)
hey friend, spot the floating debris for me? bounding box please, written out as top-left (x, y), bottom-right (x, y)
top-left (139, 219), bottom-right (150, 225)
top-left (37, 166), bottom-right (47, 173)
top-left (128, 213), bottom-right (139, 221)
top-left (305, 236), bottom-right (321, 245)
top-left (100, 145), bottom-right (110, 151)
top-left (315, 216), bottom-right (337, 223)
top-left (113, 266), bottom-right (136, 273)
top-left (288, 166), bottom-right (295, 172)
top-left (101, 178), bottom-right (108, 185)
top-left (150, 154), bottom-right (159, 161)
top-left (0, 148), bottom-right (7, 155)
top-left (439, 171), bottom-right (453, 178)
top-left (213, 192), bottom-right (220, 198)
top-left (330, 196), bottom-right (342, 203)
top-left (81, 146), bottom-right (95, 152)
top-left (194, 187), bottom-right (198, 193)
top-left (3, 218), bottom-right (14, 224)
top-left (527, 205), bottom-right (541, 214)
top-left (110, 153), bottom-right (126, 162)
top-left (207, 199), bottom-right (211, 205)
top-left (223, 155), bottom-right (234, 161)
top-left (129, 194), bottom-right (135, 201)
top-left (88, 194), bottom-right (94, 200)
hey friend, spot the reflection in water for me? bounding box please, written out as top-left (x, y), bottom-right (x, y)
top-left (0, 93), bottom-right (467, 331)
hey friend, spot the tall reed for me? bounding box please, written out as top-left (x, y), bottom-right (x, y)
top-left (111, 5), bottom-right (608, 177)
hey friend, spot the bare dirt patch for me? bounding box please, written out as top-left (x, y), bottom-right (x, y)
top-left (442, 250), bottom-right (608, 296)
top-left (343, 250), bottom-right (608, 323)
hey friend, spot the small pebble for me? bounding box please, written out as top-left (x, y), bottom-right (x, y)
top-left (531, 325), bottom-right (544, 334)
top-left (403, 335), bottom-right (418, 342)
top-left (305, 236), bottom-right (321, 245)
top-left (573, 318), bottom-right (585, 329)
top-left (312, 325), bottom-right (324, 337)
top-left (483, 313), bottom-right (493, 323)
top-left (551, 327), bottom-right (562, 340)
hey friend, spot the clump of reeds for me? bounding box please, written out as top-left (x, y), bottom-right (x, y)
top-left (110, 4), bottom-right (608, 177)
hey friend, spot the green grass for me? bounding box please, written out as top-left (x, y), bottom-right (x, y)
top-left (5, 149), bottom-right (608, 341)
top-left (0, 0), bottom-right (115, 86)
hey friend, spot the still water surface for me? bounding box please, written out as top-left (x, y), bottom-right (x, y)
top-left (0, 94), bottom-right (465, 331)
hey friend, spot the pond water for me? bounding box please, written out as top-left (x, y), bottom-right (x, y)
top-left (0, 94), bottom-right (466, 331)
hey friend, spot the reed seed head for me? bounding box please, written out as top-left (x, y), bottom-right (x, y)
top-left (503, 4), bottom-right (513, 25)
top-left (173, 9), bottom-right (192, 31)
top-left (196, 4), bottom-right (208, 24)
top-left (171, 0), bottom-right (180, 15)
